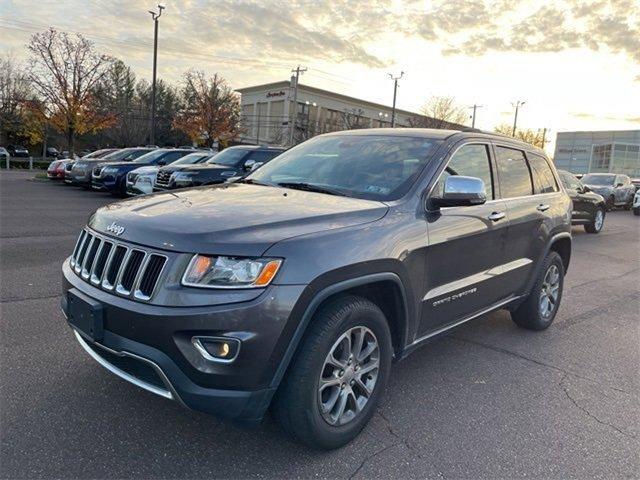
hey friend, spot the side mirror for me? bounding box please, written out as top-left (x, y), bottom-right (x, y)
top-left (582, 185), bottom-right (590, 193)
top-left (157, 159), bottom-right (167, 166)
top-left (250, 161), bottom-right (264, 172)
top-left (244, 159), bottom-right (256, 171)
top-left (616, 182), bottom-right (624, 187)
top-left (431, 176), bottom-right (487, 208)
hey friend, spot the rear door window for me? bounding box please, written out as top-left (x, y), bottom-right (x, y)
top-left (527, 153), bottom-right (558, 194)
top-left (495, 147), bottom-right (533, 198)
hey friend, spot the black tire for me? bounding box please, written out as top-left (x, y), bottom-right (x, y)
top-left (634, 207), bottom-right (640, 216)
top-left (271, 294), bottom-right (392, 450)
top-left (511, 251), bottom-right (564, 331)
top-left (584, 207), bottom-right (605, 234)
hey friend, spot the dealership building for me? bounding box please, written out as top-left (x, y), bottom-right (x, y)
top-left (236, 81), bottom-right (462, 146)
top-left (553, 130), bottom-right (640, 177)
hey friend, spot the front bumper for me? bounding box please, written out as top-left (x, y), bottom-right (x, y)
top-left (61, 260), bottom-right (306, 421)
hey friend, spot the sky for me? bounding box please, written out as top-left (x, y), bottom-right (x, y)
top-left (1, 0), bottom-right (639, 153)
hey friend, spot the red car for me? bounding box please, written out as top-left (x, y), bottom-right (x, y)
top-left (47, 159), bottom-right (74, 180)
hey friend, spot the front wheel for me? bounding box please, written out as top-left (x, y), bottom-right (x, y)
top-left (271, 295), bottom-right (392, 450)
top-left (511, 251), bottom-right (564, 330)
top-left (584, 207), bottom-right (605, 233)
top-left (633, 207), bottom-right (640, 216)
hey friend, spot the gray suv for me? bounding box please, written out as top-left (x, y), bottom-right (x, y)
top-left (61, 129), bottom-right (571, 449)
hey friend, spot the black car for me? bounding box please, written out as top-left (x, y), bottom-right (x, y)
top-left (154, 145), bottom-right (285, 191)
top-left (558, 170), bottom-right (607, 233)
top-left (45, 147), bottom-right (60, 158)
top-left (62, 129), bottom-right (571, 449)
top-left (7, 145), bottom-right (29, 157)
top-left (68, 148), bottom-right (154, 187)
top-left (92, 148), bottom-right (195, 196)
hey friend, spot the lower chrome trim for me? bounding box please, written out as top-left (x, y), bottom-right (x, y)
top-left (424, 258), bottom-right (532, 301)
top-left (73, 330), bottom-right (174, 400)
top-left (410, 295), bottom-right (524, 348)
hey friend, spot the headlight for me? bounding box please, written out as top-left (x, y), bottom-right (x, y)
top-left (182, 255), bottom-right (282, 288)
top-left (136, 175), bottom-right (154, 184)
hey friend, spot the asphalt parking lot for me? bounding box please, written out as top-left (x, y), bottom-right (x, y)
top-left (1, 170), bottom-right (639, 479)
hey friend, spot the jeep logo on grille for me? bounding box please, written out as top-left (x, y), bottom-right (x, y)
top-left (106, 222), bottom-right (125, 236)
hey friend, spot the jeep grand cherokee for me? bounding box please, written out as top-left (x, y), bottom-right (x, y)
top-left (61, 129), bottom-right (571, 449)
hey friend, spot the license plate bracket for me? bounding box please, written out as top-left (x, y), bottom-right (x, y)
top-left (67, 289), bottom-right (104, 342)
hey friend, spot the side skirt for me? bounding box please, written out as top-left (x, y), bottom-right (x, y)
top-left (401, 295), bottom-right (525, 358)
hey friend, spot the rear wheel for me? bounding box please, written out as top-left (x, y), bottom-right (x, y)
top-left (511, 251), bottom-right (564, 330)
top-left (584, 207), bottom-right (605, 234)
top-left (272, 295), bottom-right (392, 450)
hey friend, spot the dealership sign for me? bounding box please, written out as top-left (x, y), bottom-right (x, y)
top-left (266, 90), bottom-right (286, 98)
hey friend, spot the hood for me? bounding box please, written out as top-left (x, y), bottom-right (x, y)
top-left (88, 183), bottom-right (388, 257)
top-left (584, 184), bottom-right (613, 192)
top-left (159, 164), bottom-right (200, 174)
top-left (101, 161), bottom-right (141, 169)
top-left (131, 166), bottom-right (158, 174)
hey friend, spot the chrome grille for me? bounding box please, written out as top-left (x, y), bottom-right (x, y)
top-left (70, 229), bottom-right (167, 302)
top-left (155, 170), bottom-right (172, 187)
top-left (93, 166), bottom-right (103, 177)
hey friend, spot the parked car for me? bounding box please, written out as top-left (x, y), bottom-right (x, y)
top-left (581, 173), bottom-right (635, 210)
top-left (557, 170), bottom-right (606, 233)
top-left (68, 148), bottom-right (153, 187)
top-left (47, 159), bottom-right (64, 179)
top-left (126, 151), bottom-right (214, 196)
top-left (7, 145), bottom-right (29, 157)
top-left (45, 147), bottom-right (60, 158)
top-left (92, 148), bottom-right (194, 196)
top-left (630, 178), bottom-right (640, 192)
top-left (0, 147), bottom-right (9, 162)
top-left (154, 146), bottom-right (284, 191)
top-left (61, 129), bottom-right (572, 449)
top-left (633, 190), bottom-right (640, 216)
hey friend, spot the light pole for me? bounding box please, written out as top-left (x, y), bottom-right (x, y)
top-left (469, 104), bottom-right (483, 128)
top-left (388, 72), bottom-right (404, 127)
top-left (148, 4), bottom-right (165, 146)
top-left (512, 100), bottom-right (525, 137)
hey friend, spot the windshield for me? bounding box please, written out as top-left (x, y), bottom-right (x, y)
top-left (101, 148), bottom-right (150, 162)
top-left (207, 148), bottom-right (249, 166)
top-left (173, 152), bottom-right (212, 165)
top-left (133, 149), bottom-right (170, 163)
top-left (582, 174), bottom-right (615, 186)
top-left (249, 135), bottom-right (441, 200)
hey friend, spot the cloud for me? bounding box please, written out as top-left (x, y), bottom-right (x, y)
top-left (437, 1), bottom-right (640, 63)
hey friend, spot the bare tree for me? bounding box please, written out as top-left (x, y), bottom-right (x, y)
top-left (173, 70), bottom-right (241, 147)
top-left (494, 123), bottom-right (546, 148)
top-left (409, 96), bottom-right (468, 129)
top-left (342, 108), bottom-right (369, 130)
top-left (0, 54), bottom-right (34, 144)
top-left (27, 28), bottom-right (114, 153)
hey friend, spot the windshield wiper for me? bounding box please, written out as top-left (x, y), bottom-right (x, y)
top-left (276, 182), bottom-right (348, 197)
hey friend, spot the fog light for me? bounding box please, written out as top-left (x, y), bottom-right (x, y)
top-left (192, 336), bottom-right (241, 363)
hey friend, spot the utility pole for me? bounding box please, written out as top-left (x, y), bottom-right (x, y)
top-left (511, 100), bottom-right (525, 136)
top-left (541, 127), bottom-right (547, 149)
top-left (148, 4), bottom-right (165, 146)
top-left (469, 104), bottom-right (483, 128)
top-left (388, 72), bottom-right (404, 127)
top-left (288, 65), bottom-right (307, 146)
top-left (256, 106), bottom-right (261, 145)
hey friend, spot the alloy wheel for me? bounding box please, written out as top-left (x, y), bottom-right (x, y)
top-left (317, 326), bottom-right (380, 426)
top-left (539, 264), bottom-right (560, 318)
top-left (594, 209), bottom-right (604, 231)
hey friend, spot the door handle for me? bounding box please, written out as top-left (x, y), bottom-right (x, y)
top-left (537, 204), bottom-right (550, 212)
top-left (487, 211), bottom-right (505, 221)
